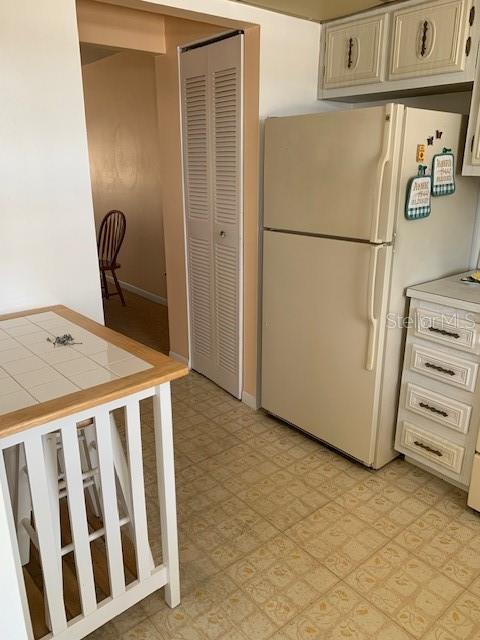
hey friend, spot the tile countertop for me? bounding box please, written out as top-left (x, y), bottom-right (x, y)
top-left (0, 305), bottom-right (188, 438)
top-left (407, 271), bottom-right (480, 313)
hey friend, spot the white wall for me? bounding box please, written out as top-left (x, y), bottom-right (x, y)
top-left (132, 0), bottom-right (322, 118)
top-left (0, 0), bottom-right (103, 322)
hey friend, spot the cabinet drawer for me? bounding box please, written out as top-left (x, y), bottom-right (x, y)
top-left (389, 0), bottom-right (470, 80)
top-left (410, 343), bottom-right (478, 392)
top-left (399, 421), bottom-right (465, 474)
top-left (405, 382), bottom-right (472, 434)
top-left (414, 307), bottom-right (480, 354)
top-left (323, 14), bottom-right (387, 89)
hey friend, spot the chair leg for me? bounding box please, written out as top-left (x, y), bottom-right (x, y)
top-left (112, 269), bottom-right (126, 306)
top-left (101, 270), bottom-right (109, 300)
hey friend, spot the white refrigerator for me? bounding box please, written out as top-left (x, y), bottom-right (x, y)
top-left (261, 104), bottom-right (479, 468)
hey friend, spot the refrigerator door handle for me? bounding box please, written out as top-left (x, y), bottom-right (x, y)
top-left (366, 244), bottom-right (381, 371)
top-left (370, 104), bottom-right (393, 244)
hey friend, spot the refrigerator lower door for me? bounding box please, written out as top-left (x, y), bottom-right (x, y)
top-left (261, 230), bottom-right (392, 465)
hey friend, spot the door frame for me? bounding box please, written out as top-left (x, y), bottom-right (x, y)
top-left (179, 31), bottom-right (245, 397)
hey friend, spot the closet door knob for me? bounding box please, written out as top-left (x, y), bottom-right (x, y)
top-left (220, 230), bottom-right (226, 237)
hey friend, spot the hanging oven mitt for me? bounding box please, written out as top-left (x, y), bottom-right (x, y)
top-left (405, 165), bottom-right (431, 220)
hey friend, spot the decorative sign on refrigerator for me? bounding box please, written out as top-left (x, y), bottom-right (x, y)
top-left (432, 148), bottom-right (455, 196)
top-left (405, 165), bottom-right (432, 220)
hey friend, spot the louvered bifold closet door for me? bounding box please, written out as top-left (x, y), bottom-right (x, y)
top-left (181, 46), bottom-right (216, 384)
top-left (181, 34), bottom-right (244, 399)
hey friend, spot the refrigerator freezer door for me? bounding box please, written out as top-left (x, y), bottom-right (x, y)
top-left (261, 230), bottom-right (392, 465)
top-left (264, 104), bottom-right (402, 243)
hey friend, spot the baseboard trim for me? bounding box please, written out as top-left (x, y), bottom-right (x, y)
top-left (105, 276), bottom-right (167, 306)
top-left (169, 351), bottom-right (189, 366)
top-left (242, 391), bottom-right (259, 410)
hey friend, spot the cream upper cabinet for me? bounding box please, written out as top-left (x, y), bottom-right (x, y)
top-left (389, 0), bottom-right (472, 80)
top-left (323, 14), bottom-right (388, 89)
top-left (462, 65), bottom-right (480, 175)
top-left (318, 0), bottom-right (477, 100)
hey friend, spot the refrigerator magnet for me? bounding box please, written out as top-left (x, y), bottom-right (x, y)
top-left (431, 148), bottom-right (455, 197)
top-left (405, 165), bottom-right (431, 220)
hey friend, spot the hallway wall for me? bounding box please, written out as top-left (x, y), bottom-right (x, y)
top-left (82, 51), bottom-right (167, 301)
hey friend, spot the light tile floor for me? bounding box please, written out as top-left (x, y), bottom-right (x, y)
top-left (88, 372), bottom-right (480, 640)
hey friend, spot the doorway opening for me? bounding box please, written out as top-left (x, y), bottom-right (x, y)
top-left (80, 43), bottom-right (171, 353)
top-left (76, 0), bottom-right (260, 403)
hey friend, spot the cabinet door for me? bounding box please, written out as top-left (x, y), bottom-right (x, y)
top-left (323, 14), bottom-right (388, 89)
top-left (389, 0), bottom-right (470, 80)
top-left (463, 73), bottom-right (480, 175)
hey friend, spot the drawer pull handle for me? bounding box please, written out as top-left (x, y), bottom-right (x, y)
top-left (425, 362), bottom-right (455, 376)
top-left (414, 440), bottom-right (443, 457)
top-left (428, 327), bottom-right (460, 339)
top-left (419, 402), bottom-right (448, 418)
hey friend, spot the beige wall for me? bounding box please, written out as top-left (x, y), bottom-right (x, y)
top-left (82, 51), bottom-right (167, 299)
top-left (77, 0), bottom-right (166, 53)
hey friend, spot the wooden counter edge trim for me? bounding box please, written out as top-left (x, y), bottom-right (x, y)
top-left (0, 305), bottom-right (188, 438)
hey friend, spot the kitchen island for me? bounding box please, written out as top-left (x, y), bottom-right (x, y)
top-left (0, 305), bottom-right (187, 640)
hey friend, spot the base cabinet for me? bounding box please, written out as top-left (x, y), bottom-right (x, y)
top-left (395, 295), bottom-right (480, 492)
top-left (468, 453), bottom-right (480, 508)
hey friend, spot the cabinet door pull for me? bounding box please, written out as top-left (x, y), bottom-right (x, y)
top-left (419, 402), bottom-right (448, 418)
top-left (470, 5), bottom-right (476, 26)
top-left (428, 327), bottom-right (460, 339)
top-left (424, 362), bottom-right (456, 376)
top-left (347, 37), bottom-right (354, 69)
top-left (420, 20), bottom-right (429, 57)
top-left (466, 36), bottom-right (472, 56)
top-left (414, 440), bottom-right (443, 457)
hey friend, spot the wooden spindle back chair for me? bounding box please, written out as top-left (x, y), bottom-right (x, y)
top-left (97, 210), bottom-right (127, 306)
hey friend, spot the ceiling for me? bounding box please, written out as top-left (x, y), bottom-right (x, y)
top-left (232, 0), bottom-right (400, 22)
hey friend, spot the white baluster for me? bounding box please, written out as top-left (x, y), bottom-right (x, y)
top-left (125, 400), bottom-right (152, 581)
top-left (153, 382), bottom-right (180, 607)
top-left (24, 434), bottom-right (67, 634)
top-left (0, 448), bottom-right (33, 640)
top-left (109, 411), bottom-right (154, 573)
top-left (79, 421), bottom-right (102, 518)
top-left (61, 421), bottom-right (97, 616)
top-left (94, 410), bottom-right (126, 598)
